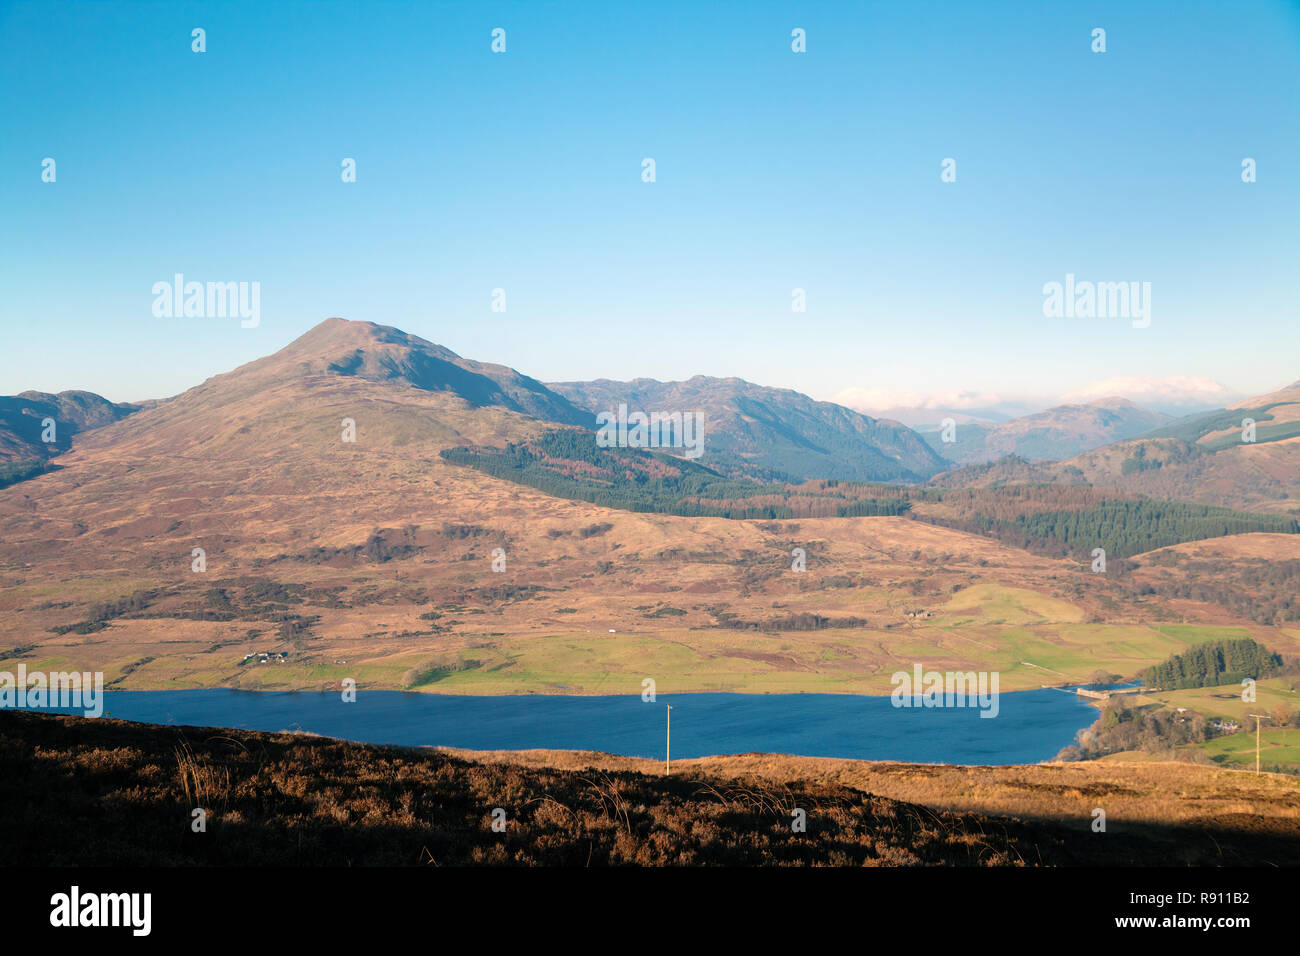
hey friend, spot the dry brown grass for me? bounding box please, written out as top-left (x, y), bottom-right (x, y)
top-left (173, 738), bottom-right (233, 810)
top-left (449, 746), bottom-right (1300, 838)
top-left (5, 711), bottom-right (1296, 866)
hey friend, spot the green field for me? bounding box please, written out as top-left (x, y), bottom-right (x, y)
top-left (1151, 624), bottom-right (1256, 646)
top-left (6, 583), bottom-right (1295, 699)
top-left (1202, 729), bottom-right (1300, 771)
top-left (1142, 677), bottom-right (1300, 724)
top-left (1125, 676), bottom-right (1300, 772)
top-left (27, 623), bottom-right (1273, 699)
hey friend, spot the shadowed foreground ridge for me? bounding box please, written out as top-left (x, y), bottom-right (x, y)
top-left (5, 712), bottom-right (1298, 866)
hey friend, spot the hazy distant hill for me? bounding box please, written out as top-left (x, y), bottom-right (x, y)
top-left (922, 398), bottom-right (1171, 465)
top-left (1136, 380), bottom-right (1300, 449)
top-left (0, 390), bottom-right (138, 459)
top-left (550, 376), bottom-right (947, 482)
top-left (0, 390), bottom-right (139, 484)
top-left (930, 381), bottom-right (1300, 514)
top-left (863, 407), bottom-right (1007, 429)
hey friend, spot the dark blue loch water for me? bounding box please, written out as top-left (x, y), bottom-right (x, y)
top-left (11, 686), bottom-right (1102, 765)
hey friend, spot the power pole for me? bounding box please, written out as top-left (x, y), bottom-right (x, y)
top-left (665, 704), bottom-right (673, 775)
top-left (1248, 714), bottom-right (1270, 775)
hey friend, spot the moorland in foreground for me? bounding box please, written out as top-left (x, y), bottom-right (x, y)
top-left (4, 711), bottom-right (1298, 866)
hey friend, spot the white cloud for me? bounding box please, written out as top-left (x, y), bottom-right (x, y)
top-left (1061, 376), bottom-right (1237, 409)
top-left (832, 386), bottom-right (1013, 413)
top-left (831, 375), bottom-right (1244, 426)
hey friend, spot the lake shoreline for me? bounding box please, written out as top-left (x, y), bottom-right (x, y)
top-left (9, 685), bottom-right (1103, 766)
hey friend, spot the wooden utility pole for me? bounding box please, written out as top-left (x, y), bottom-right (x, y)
top-left (665, 704), bottom-right (673, 775)
top-left (1248, 714), bottom-right (1270, 775)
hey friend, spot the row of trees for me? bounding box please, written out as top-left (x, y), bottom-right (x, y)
top-left (921, 494), bottom-right (1298, 560)
top-left (440, 434), bottom-right (912, 518)
top-left (1141, 638), bottom-right (1282, 690)
top-left (0, 458), bottom-right (53, 489)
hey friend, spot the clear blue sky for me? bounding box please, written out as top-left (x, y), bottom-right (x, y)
top-left (2, 0), bottom-right (1298, 411)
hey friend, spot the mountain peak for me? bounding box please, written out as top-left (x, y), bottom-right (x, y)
top-left (245, 317), bottom-right (591, 426)
top-left (278, 317), bottom-right (460, 362)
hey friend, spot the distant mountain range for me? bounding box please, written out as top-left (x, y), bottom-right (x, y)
top-left (0, 320), bottom-right (948, 487)
top-left (254, 321), bottom-right (948, 482)
top-left (920, 397), bottom-right (1173, 466)
top-left (1, 318), bottom-right (1294, 516)
top-left (932, 381), bottom-right (1300, 513)
top-left (550, 376), bottom-right (947, 482)
top-left (844, 404), bottom-right (1028, 429)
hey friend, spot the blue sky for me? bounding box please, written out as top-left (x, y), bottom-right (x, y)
top-left (2, 0), bottom-right (1298, 415)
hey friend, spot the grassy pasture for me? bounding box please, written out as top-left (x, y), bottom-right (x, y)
top-left (1202, 729), bottom-right (1300, 771)
top-left (8, 593), bottom-right (1283, 698)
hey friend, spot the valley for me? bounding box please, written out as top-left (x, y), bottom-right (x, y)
top-left (1, 318), bottom-right (1298, 780)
